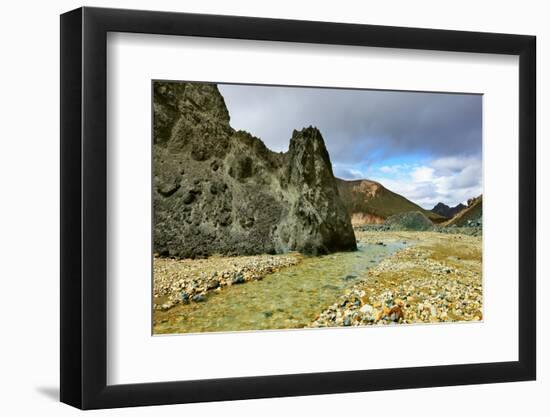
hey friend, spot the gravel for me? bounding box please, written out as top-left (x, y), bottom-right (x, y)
top-left (153, 253), bottom-right (300, 310)
top-left (311, 231), bottom-right (482, 327)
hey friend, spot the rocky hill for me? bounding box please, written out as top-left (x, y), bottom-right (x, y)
top-left (385, 211), bottom-right (434, 231)
top-left (443, 195), bottom-right (482, 227)
top-left (153, 81), bottom-right (356, 258)
top-left (431, 202), bottom-right (467, 219)
top-left (335, 179), bottom-right (446, 226)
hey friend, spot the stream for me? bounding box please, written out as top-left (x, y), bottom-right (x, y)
top-left (154, 241), bottom-right (406, 334)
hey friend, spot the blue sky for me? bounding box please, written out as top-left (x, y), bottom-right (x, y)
top-left (218, 84), bottom-right (482, 209)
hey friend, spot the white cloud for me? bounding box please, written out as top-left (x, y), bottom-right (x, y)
top-left (370, 157), bottom-right (482, 209)
top-left (410, 166), bottom-right (435, 182)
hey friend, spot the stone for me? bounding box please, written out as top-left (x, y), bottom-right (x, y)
top-left (387, 305), bottom-right (404, 322)
top-left (206, 279), bottom-right (219, 290)
top-left (179, 291), bottom-right (190, 304)
top-left (192, 294), bottom-right (206, 302)
top-left (360, 304), bottom-right (374, 315)
top-left (232, 273), bottom-right (245, 284)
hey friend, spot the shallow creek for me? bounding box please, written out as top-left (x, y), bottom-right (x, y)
top-left (154, 241), bottom-right (406, 334)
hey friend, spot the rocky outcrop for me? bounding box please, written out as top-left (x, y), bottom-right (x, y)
top-left (431, 202), bottom-right (466, 219)
top-left (385, 211), bottom-right (434, 231)
top-left (153, 81), bottom-right (356, 258)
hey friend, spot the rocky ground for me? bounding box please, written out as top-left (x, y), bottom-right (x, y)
top-left (310, 230), bottom-right (482, 327)
top-left (153, 253), bottom-right (301, 310)
top-left (436, 225), bottom-right (482, 237)
top-left (357, 223), bottom-right (482, 237)
top-left (153, 230), bottom-right (482, 330)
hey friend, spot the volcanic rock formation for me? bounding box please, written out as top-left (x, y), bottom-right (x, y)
top-left (153, 81), bottom-right (356, 258)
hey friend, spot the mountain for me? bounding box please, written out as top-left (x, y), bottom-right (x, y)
top-left (335, 179), bottom-right (446, 226)
top-left (443, 195), bottom-right (482, 227)
top-left (153, 81), bottom-right (356, 258)
top-left (431, 202), bottom-right (467, 219)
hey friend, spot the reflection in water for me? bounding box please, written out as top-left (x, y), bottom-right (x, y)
top-left (154, 242), bottom-right (405, 334)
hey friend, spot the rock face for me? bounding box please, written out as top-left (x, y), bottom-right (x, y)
top-left (431, 202), bottom-right (466, 219)
top-left (153, 81), bottom-right (356, 258)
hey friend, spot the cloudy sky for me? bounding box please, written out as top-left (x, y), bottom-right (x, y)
top-left (218, 83), bottom-right (482, 209)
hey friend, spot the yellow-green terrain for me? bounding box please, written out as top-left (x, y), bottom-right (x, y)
top-left (153, 229), bottom-right (482, 334)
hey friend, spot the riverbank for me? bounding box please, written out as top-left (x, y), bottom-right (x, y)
top-left (153, 230), bottom-right (482, 334)
top-left (153, 253), bottom-right (301, 311)
top-left (311, 230), bottom-right (482, 327)
top-left (153, 241), bottom-right (404, 334)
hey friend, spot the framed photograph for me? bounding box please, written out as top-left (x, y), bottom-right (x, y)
top-left (60, 6), bottom-right (536, 409)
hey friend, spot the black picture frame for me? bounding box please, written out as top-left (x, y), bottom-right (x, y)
top-left (60, 6), bottom-right (536, 410)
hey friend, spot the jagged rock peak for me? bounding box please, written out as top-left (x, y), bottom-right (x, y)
top-left (153, 81), bottom-right (232, 161)
top-left (432, 202), bottom-right (467, 219)
top-left (287, 127), bottom-right (334, 186)
top-left (153, 81), bottom-right (357, 258)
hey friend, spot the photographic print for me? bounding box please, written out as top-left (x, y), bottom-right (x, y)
top-left (152, 81), bottom-right (483, 335)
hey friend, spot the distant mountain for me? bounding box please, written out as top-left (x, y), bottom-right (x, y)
top-left (443, 195), bottom-right (482, 227)
top-left (431, 202), bottom-right (467, 219)
top-left (335, 178), bottom-right (446, 226)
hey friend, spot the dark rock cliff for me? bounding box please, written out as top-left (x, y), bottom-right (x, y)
top-left (153, 81), bottom-right (356, 258)
top-left (431, 202), bottom-right (467, 219)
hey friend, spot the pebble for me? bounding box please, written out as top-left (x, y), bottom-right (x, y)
top-left (207, 279), bottom-right (220, 290)
top-left (360, 304), bottom-right (374, 314)
top-left (232, 274), bottom-right (245, 284)
top-left (192, 294), bottom-right (206, 302)
top-left (180, 292), bottom-right (190, 304)
top-left (153, 253), bottom-right (300, 310)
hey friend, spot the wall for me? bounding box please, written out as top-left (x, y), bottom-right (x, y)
top-left (0, 0), bottom-right (545, 415)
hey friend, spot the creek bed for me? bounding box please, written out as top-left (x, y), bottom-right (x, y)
top-left (154, 241), bottom-right (406, 334)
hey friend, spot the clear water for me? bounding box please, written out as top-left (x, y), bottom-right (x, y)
top-left (154, 242), bottom-right (405, 334)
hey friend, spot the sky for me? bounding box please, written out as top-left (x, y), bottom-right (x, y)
top-left (218, 83), bottom-right (482, 209)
